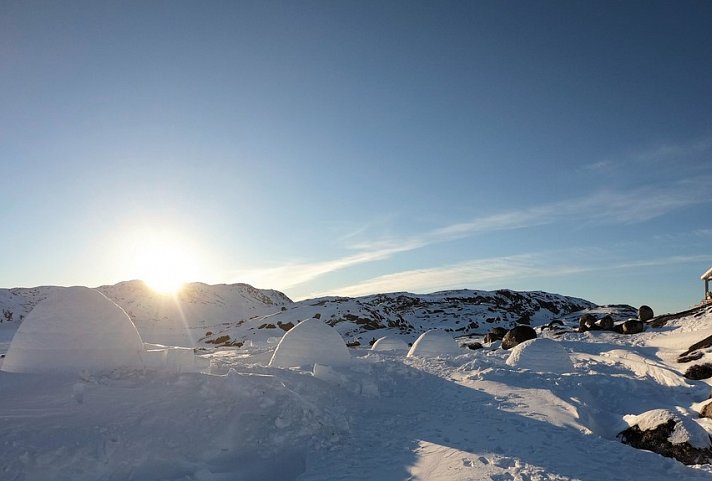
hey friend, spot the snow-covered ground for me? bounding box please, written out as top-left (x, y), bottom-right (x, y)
top-left (2, 288), bottom-right (712, 480)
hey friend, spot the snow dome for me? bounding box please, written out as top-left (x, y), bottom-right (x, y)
top-left (505, 338), bottom-right (573, 373)
top-left (371, 336), bottom-right (409, 352)
top-left (269, 318), bottom-right (351, 368)
top-left (406, 330), bottom-right (461, 358)
top-left (1, 287), bottom-right (145, 374)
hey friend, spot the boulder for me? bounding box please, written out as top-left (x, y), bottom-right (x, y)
top-left (621, 319), bottom-right (644, 334)
top-left (700, 401), bottom-right (712, 419)
top-left (501, 325), bottom-right (537, 350)
top-left (578, 314), bottom-right (597, 332)
top-left (465, 342), bottom-right (483, 350)
top-left (618, 409), bottom-right (712, 465)
top-left (638, 305), bottom-right (654, 322)
top-left (483, 327), bottom-right (507, 343)
top-left (597, 315), bottom-right (614, 331)
top-left (684, 363), bottom-right (712, 380)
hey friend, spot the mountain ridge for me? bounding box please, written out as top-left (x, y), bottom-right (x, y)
top-left (0, 281), bottom-right (635, 348)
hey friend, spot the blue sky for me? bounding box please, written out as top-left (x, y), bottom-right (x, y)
top-left (1, 1), bottom-right (711, 313)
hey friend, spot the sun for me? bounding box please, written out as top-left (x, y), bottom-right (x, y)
top-left (130, 234), bottom-right (199, 295)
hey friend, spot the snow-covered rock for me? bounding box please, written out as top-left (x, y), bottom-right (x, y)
top-left (619, 409), bottom-right (712, 464)
top-left (1, 287), bottom-right (144, 374)
top-left (506, 338), bottom-right (573, 373)
top-left (371, 336), bottom-right (409, 352)
top-left (406, 329), bottom-right (461, 357)
top-left (269, 318), bottom-right (351, 368)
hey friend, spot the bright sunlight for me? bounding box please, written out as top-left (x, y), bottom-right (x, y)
top-left (129, 232), bottom-right (202, 295)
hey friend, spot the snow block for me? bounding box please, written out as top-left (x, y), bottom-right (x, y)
top-left (371, 336), bottom-right (409, 352)
top-left (144, 346), bottom-right (209, 373)
top-left (406, 330), bottom-right (461, 358)
top-left (269, 318), bottom-right (351, 368)
top-left (1, 287), bottom-right (144, 374)
top-left (505, 338), bottom-right (573, 373)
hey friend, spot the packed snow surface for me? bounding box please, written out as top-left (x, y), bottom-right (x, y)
top-left (407, 329), bottom-right (462, 357)
top-left (506, 338), bottom-right (574, 373)
top-left (1, 286), bottom-right (144, 374)
top-left (2, 288), bottom-right (712, 480)
top-left (371, 335), bottom-right (409, 352)
top-left (269, 318), bottom-right (351, 368)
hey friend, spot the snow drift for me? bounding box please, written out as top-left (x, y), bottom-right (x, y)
top-left (1, 286), bottom-right (144, 374)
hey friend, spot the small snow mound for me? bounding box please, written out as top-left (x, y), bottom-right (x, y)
top-left (269, 318), bottom-right (351, 368)
top-left (1, 286), bottom-right (144, 374)
top-left (505, 338), bottom-right (573, 373)
top-left (371, 336), bottom-right (409, 352)
top-left (406, 330), bottom-right (461, 358)
top-left (624, 409), bottom-right (711, 449)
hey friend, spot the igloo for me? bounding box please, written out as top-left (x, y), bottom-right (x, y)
top-left (505, 338), bottom-right (573, 373)
top-left (406, 330), bottom-right (461, 358)
top-left (1, 287), bottom-right (145, 374)
top-left (269, 318), bottom-right (351, 368)
top-left (371, 336), bottom-right (409, 352)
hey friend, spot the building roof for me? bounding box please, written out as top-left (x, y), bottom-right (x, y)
top-left (702, 266), bottom-right (712, 280)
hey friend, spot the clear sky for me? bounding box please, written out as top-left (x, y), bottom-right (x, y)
top-left (2, 0), bottom-right (711, 313)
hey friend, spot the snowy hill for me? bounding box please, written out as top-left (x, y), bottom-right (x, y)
top-left (1, 282), bottom-right (625, 349)
top-left (201, 288), bottom-right (632, 348)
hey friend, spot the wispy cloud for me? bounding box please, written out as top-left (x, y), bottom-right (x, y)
top-left (233, 178), bottom-right (711, 290)
top-left (585, 134), bottom-right (712, 173)
top-left (315, 253), bottom-right (712, 299)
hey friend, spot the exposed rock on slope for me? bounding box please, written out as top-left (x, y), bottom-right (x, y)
top-left (211, 289), bottom-right (601, 347)
top-left (619, 409), bottom-right (712, 465)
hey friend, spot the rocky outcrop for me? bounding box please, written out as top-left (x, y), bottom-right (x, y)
top-left (618, 409), bottom-right (712, 465)
top-left (502, 325), bottom-right (537, 350)
top-left (684, 363), bottom-right (712, 380)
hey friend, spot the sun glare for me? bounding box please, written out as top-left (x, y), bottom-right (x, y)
top-left (130, 234), bottom-right (200, 295)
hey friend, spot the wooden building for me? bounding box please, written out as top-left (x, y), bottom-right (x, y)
top-left (703, 266), bottom-right (712, 303)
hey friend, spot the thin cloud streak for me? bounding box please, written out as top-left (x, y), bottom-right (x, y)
top-left (316, 253), bottom-right (712, 299)
top-left (233, 179), bottom-right (711, 291)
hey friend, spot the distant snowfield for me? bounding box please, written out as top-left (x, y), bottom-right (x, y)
top-left (2, 289), bottom-right (712, 480)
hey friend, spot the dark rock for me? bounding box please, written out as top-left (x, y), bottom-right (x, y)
top-left (502, 325), bottom-right (537, 350)
top-left (346, 340), bottom-right (361, 348)
top-left (277, 321), bottom-right (294, 332)
top-left (700, 402), bottom-right (712, 419)
top-left (638, 305), bottom-right (654, 322)
top-left (258, 323), bottom-right (276, 330)
top-left (684, 363), bottom-right (712, 380)
top-left (578, 314), bottom-right (596, 332)
top-left (597, 315), bottom-right (614, 331)
top-left (541, 320), bottom-right (565, 331)
top-left (621, 320), bottom-right (644, 334)
top-left (678, 351), bottom-right (704, 363)
top-left (483, 327), bottom-right (507, 343)
top-left (679, 334), bottom-right (712, 359)
top-left (465, 342), bottom-right (483, 350)
top-left (618, 412), bottom-right (712, 465)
